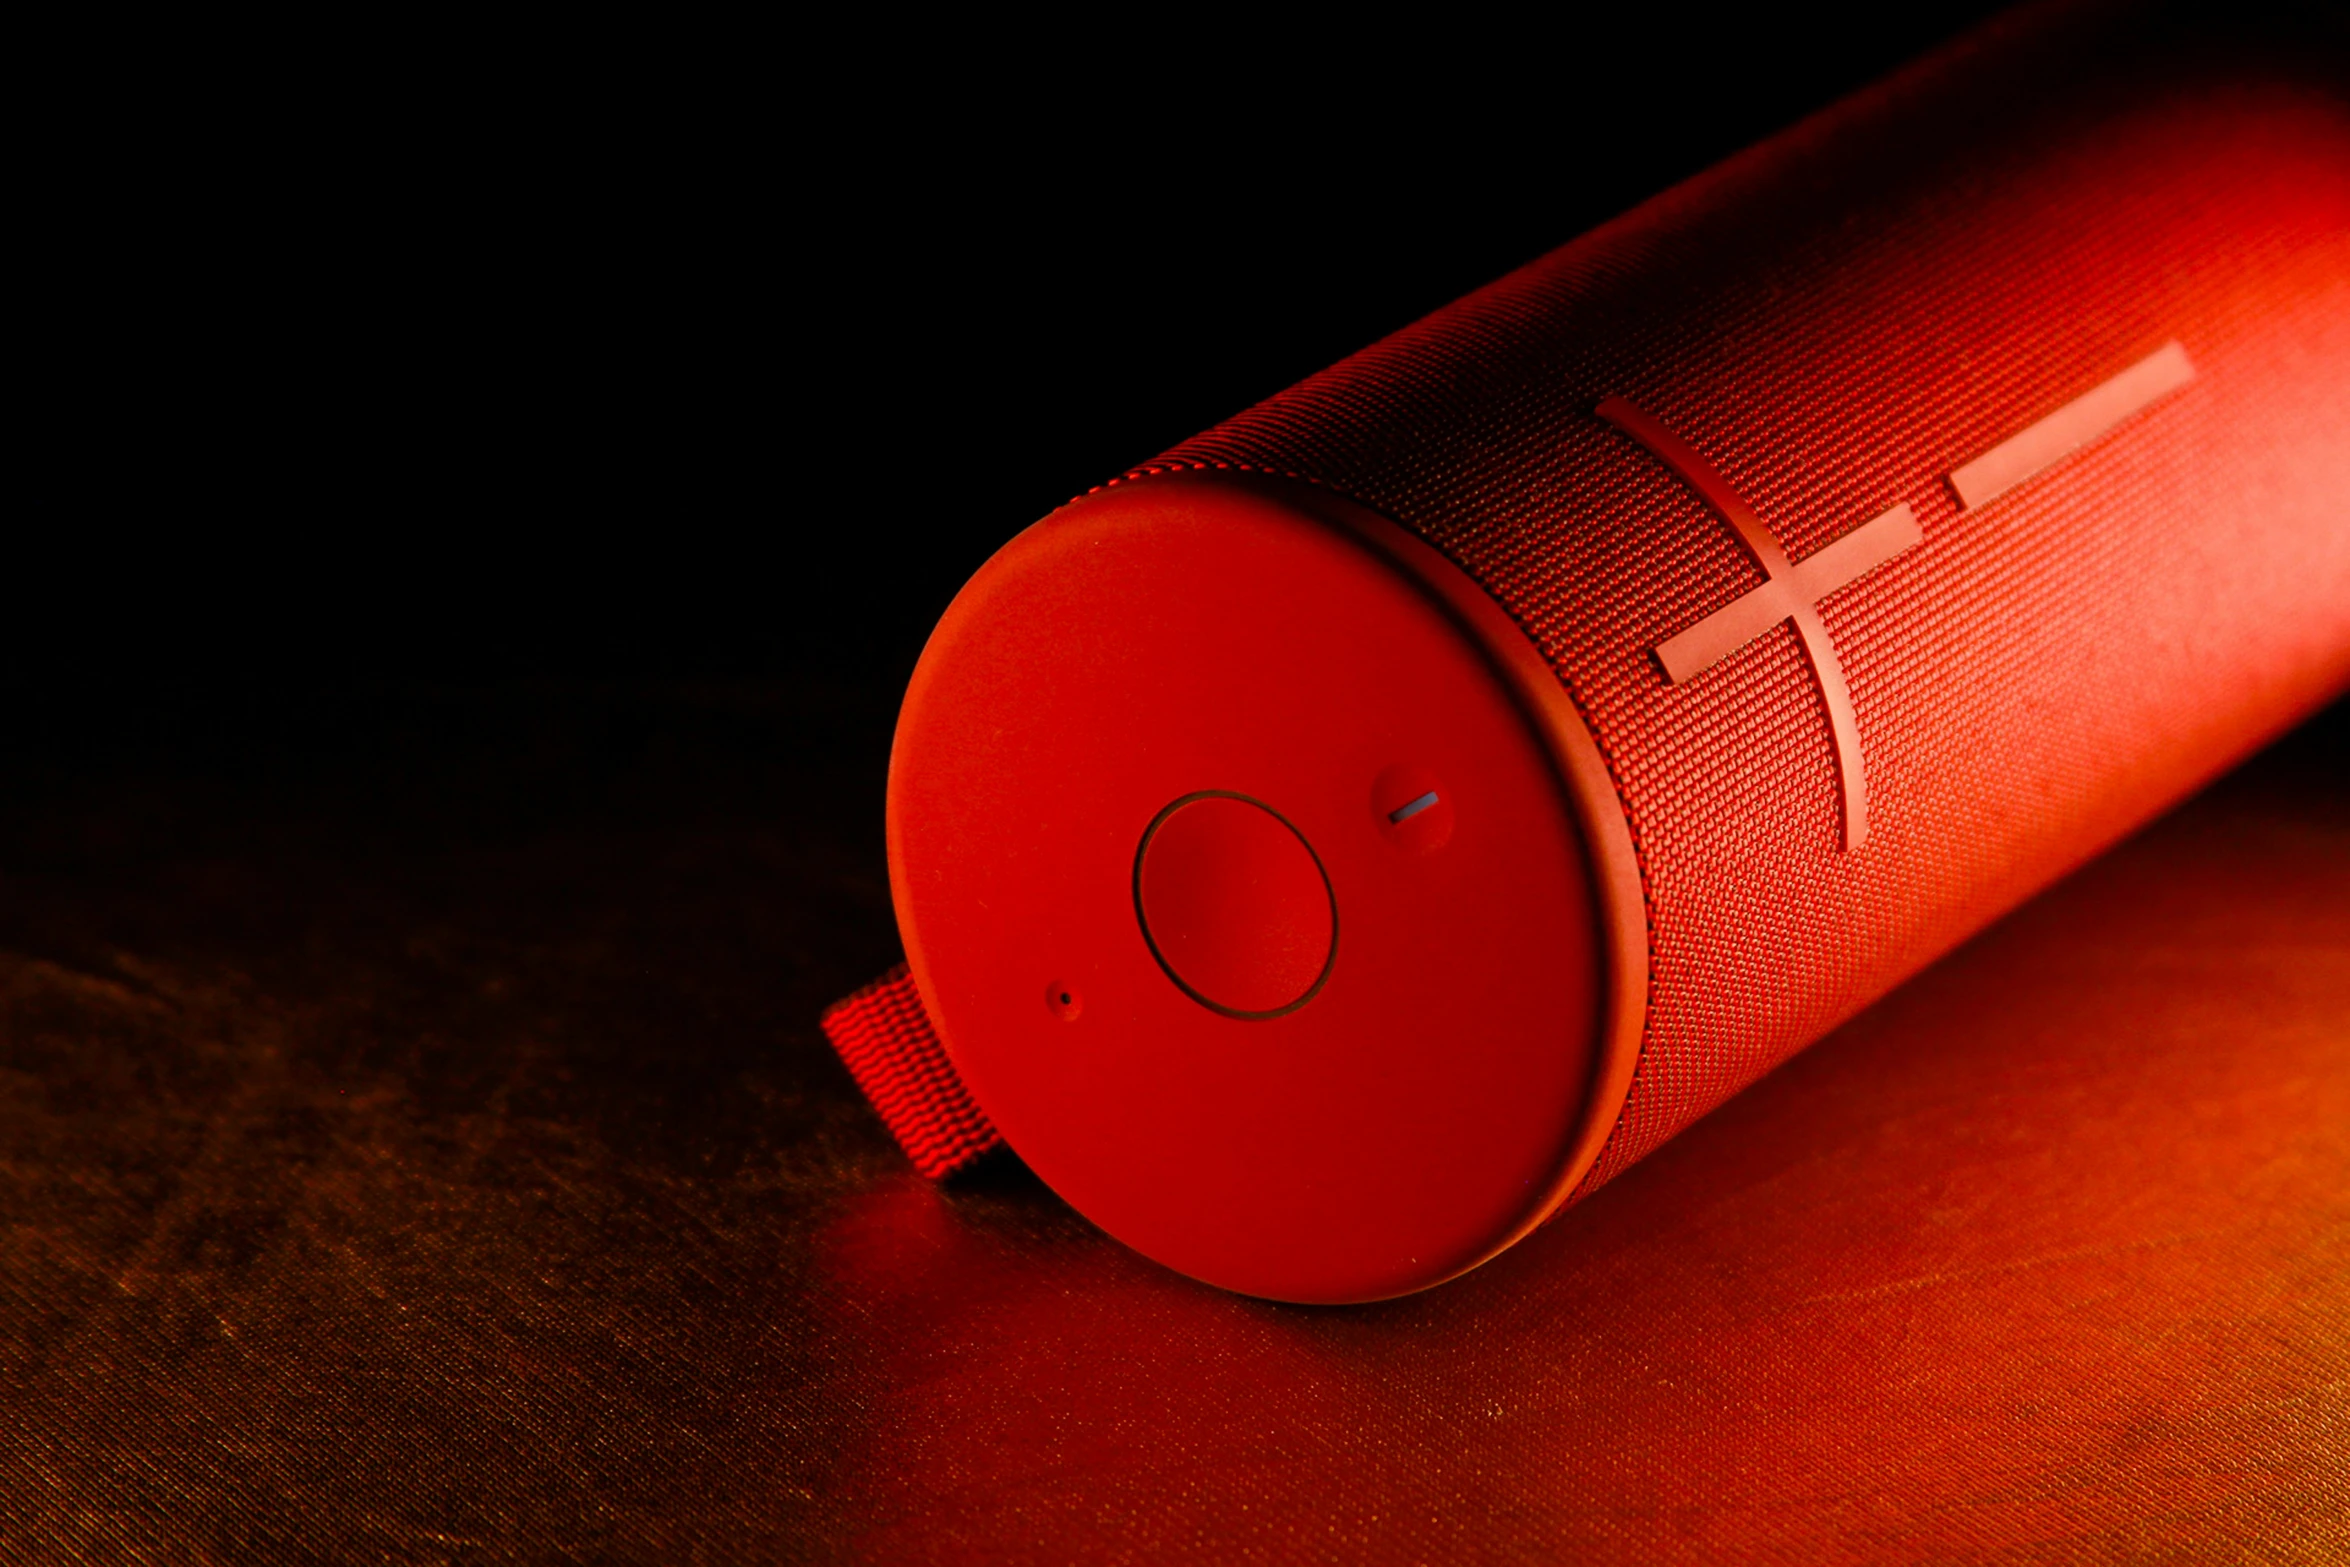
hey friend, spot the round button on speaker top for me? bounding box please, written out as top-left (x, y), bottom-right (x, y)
top-left (1134, 792), bottom-right (1336, 1020)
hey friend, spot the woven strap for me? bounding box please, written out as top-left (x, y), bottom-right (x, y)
top-left (820, 963), bottom-right (1002, 1179)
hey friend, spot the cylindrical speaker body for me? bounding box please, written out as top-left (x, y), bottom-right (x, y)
top-left (886, 0), bottom-right (2350, 1302)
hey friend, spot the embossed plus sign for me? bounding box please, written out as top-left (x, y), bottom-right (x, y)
top-left (1599, 397), bottom-right (1922, 852)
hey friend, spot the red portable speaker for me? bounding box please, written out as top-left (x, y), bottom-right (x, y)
top-left (824, 0), bottom-right (2350, 1302)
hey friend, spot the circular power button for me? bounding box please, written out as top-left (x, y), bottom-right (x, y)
top-left (1135, 792), bottom-right (1337, 1020)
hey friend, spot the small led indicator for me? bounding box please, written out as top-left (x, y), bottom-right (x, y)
top-left (1387, 790), bottom-right (1441, 825)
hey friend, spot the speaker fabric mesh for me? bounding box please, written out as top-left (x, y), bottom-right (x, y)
top-left (1136, 4), bottom-right (2350, 1198)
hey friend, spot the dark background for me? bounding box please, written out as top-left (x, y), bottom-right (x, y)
top-left (29, 4), bottom-right (2009, 710)
top-left (1, 4), bottom-right (2023, 1107)
top-left (12, 11), bottom-right (2350, 1560)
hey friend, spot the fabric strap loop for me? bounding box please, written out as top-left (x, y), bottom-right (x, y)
top-left (820, 964), bottom-right (1002, 1179)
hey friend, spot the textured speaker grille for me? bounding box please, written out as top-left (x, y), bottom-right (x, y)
top-left (1135, 6), bottom-right (2350, 1195)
